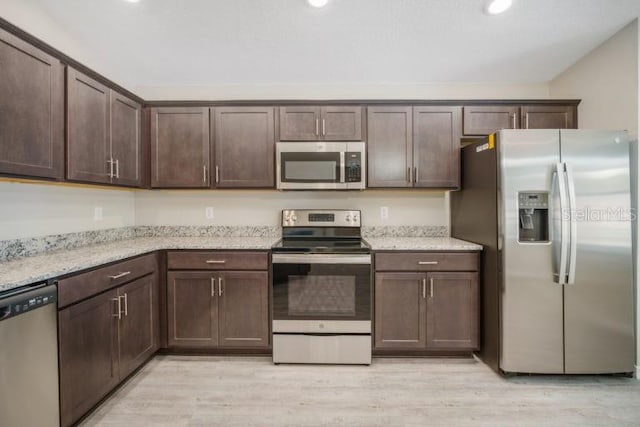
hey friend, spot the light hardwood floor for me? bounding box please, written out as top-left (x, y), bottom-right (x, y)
top-left (80, 355), bottom-right (640, 427)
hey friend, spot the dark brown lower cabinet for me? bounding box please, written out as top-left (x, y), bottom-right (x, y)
top-left (374, 252), bottom-right (480, 353)
top-left (167, 270), bottom-right (269, 349)
top-left (58, 273), bottom-right (158, 426)
top-left (426, 272), bottom-right (479, 350)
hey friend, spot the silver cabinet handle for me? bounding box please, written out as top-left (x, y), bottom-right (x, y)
top-left (121, 293), bottom-right (128, 317)
top-left (315, 119), bottom-right (319, 136)
top-left (211, 277), bottom-right (215, 297)
top-left (525, 113), bottom-right (529, 129)
top-left (429, 278), bottom-right (434, 298)
top-left (107, 158), bottom-right (114, 178)
top-left (422, 278), bottom-right (426, 299)
top-left (218, 277), bottom-right (223, 296)
top-left (414, 167), bottom-right (418, 184)
top-left (322, 119), bottom-right (326, 136)
top-left (206, 260), bottom-right (226, 264)
top-left (109, 271), bottom-right (131, 280)
top-left (215, 165), bottom-right (220, 183)
top-left (203, 165), bottom-right (207, 183)
top-left (407, 167), bottom-right (411, 183)
top-left (418, 261), bottom-right (438, 265)
top-left (112, 297), bottom-right (122, 319)
top-left (115, 159), bottom-right (120, 179)
top-left (511, 113), bottom-right (517, 129)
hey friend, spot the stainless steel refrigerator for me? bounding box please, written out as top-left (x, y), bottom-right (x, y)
top-left (451, 129), bottom-right (634, 375)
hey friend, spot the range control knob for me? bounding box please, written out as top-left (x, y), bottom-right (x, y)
top-left (291, 215), bottom-right (297, 222)
top-left (353, 214), bottom-right (359, 223)
top-left (345, 214), bottom-right (352, 223)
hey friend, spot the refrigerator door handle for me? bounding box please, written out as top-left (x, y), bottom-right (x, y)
top-left (553, 163), bottom-right (570, 284)
top-left (565, 163), bottom-right (578, 284)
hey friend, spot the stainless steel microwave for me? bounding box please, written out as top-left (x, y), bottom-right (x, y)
top-left (276, 141), bottom-right (366, 190)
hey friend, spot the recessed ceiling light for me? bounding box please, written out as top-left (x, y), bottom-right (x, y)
top-left (308, 0), bottom-right (329, 8)
top-left (124, 0), bottom-right (140, 3)
top-left (485, 0), bottom-right (513, 15)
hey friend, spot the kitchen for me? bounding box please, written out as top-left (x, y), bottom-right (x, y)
top-left (0, 0), bottom-right (638, 424)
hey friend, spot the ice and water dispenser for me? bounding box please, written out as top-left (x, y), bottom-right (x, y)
top-left (518, 192), bottom-right (549, 242)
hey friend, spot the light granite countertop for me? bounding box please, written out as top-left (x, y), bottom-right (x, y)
top-left (0, 236), bottom-right (280, 292)
top-left (0, 235), bottom-right (482, 292)
top-left (365, 237), bottom-right (483, 251)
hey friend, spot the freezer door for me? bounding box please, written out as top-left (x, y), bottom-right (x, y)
top-left (499, 130), bottom-right (564, 374)
top-left (561, 130), bottom-right (634, 374)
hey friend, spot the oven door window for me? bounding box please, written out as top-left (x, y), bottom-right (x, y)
top-left (280, 152), bottom-right (341, 183)
top-left (273, 263), bottom-right (371, 321)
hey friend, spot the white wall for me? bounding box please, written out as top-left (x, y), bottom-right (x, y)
top-left (136, 82), bottom-right (549, 101)
top-left (134, 190), bottom-right (447, 227)
top-left (550, 18), bottom-right (640, 373)
top-left (550, 20), bottom-right (638, 138)
top-left (0, 182), bottom-right (135, 240)
top-left (0, 0), bottom-right (135, 91)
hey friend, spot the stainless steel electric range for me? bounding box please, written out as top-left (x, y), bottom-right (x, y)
top-left (271, 209), bottom-right (372, 365)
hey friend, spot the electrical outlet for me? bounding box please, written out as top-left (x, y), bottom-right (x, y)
top-left (94, 206), bottom-right (103, 221)
top-left (205, 207), bottom-right (215, 220)
top-left (380, 206), bottom-right (389, 220)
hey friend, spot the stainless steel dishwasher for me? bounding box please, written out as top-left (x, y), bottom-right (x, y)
top-left (0, 282), bottom-right (60, 427)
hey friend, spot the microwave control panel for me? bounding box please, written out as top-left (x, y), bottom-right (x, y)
top-left (345, 152), bottom-right (362, 182)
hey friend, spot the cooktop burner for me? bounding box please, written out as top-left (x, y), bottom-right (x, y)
top-left (271, 238), bottom-right (371, 254)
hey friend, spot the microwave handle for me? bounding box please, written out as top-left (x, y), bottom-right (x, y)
top-left (340, 151), bottom-right (345, 183)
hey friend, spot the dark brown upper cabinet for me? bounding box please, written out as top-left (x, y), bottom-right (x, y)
top-left (279, 106), bottom-right (363, 141)
top-left (367, 106), bottom-right (413, 188)
top-left (67, 68), bottom-right (141, 186)
top-left (0, 28), bottom-right (64, 180)
top-left (213, 107), bottom-right (275, 188)
top-left (521, 105), bottom-right (576, 129)
top-left (463, 104), bottom-right (577, 136)
top-left (413, 106), bottom-right (461, 188)
top-left (150, 107), bottom-right (210, 188)
top-left (368, 106), bottom-right (461, 189)
top-left (110, 92), bottom-right (142, 187)
top-left (463, 105), bottom-right (519, 136)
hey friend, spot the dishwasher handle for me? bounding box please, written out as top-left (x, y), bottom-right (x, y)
top-left (0, 283), bottom-right (57, 322)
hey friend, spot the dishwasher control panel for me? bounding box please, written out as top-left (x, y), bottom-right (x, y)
top-left (0, 283), bottom-right (57, 321)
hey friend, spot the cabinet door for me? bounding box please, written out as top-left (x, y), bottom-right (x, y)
top-left (150, 107), bottom-right (210, 188)
top-left (413, 106), bottom-right (461, 188)
top-left (110, 92), bottom-right (141, 187)
top-left (426, 272), bottom-right (479, 350)
top-left (374, 272), bottom-right (426, 349)
top-left (218, 271), bottom-right (269, 348)
top-left (367, 106), bottom-right (413, 188)
top-left (58, 289), bottom-right (119, 427)
top-left (278, 106), bottom-right (321, 141)
top-left (167, 271), bottom-right (218, 347)
top-left (0, 28), bottom-right (64, 179)
top-left (67, 68), bottom-right (111, 184)
top-left (463, 105), bottom-right (519, 135)
top-left (321, 106), bottom-right (363, 141)
top-left (521, 105), bottom-right (576, 129)
top-left (118, 274), bottom-right (158, 379)
top-left (213, 107), bottom-right (275, 188)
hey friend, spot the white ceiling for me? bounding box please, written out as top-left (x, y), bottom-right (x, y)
top-left (29, 0), bottom-right (640, 88)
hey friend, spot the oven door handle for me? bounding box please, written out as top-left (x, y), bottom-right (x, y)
top-left (272, 253), bottom-right (371, 265)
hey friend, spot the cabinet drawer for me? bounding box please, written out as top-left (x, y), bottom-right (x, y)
top-left (375, 252), bottom-right (478, 272)
top-left (167, 251), bottom-right (268, 271)
top-left (57, 253), bottom-right (157, 308)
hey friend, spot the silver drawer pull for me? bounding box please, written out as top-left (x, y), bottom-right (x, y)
top-left (206, 260), bottom-right (226, 264)
top-left (109, 271), bottom-right (131, 280)
top-left (112, 297), bottom-right (122, 319)
top-left (418, 261), bottom-right (438, 265)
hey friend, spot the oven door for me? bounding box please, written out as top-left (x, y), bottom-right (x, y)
top-left (272, 253), bottom-right (371, 333)
top-left (276, 142), bottom-right (346, 189)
